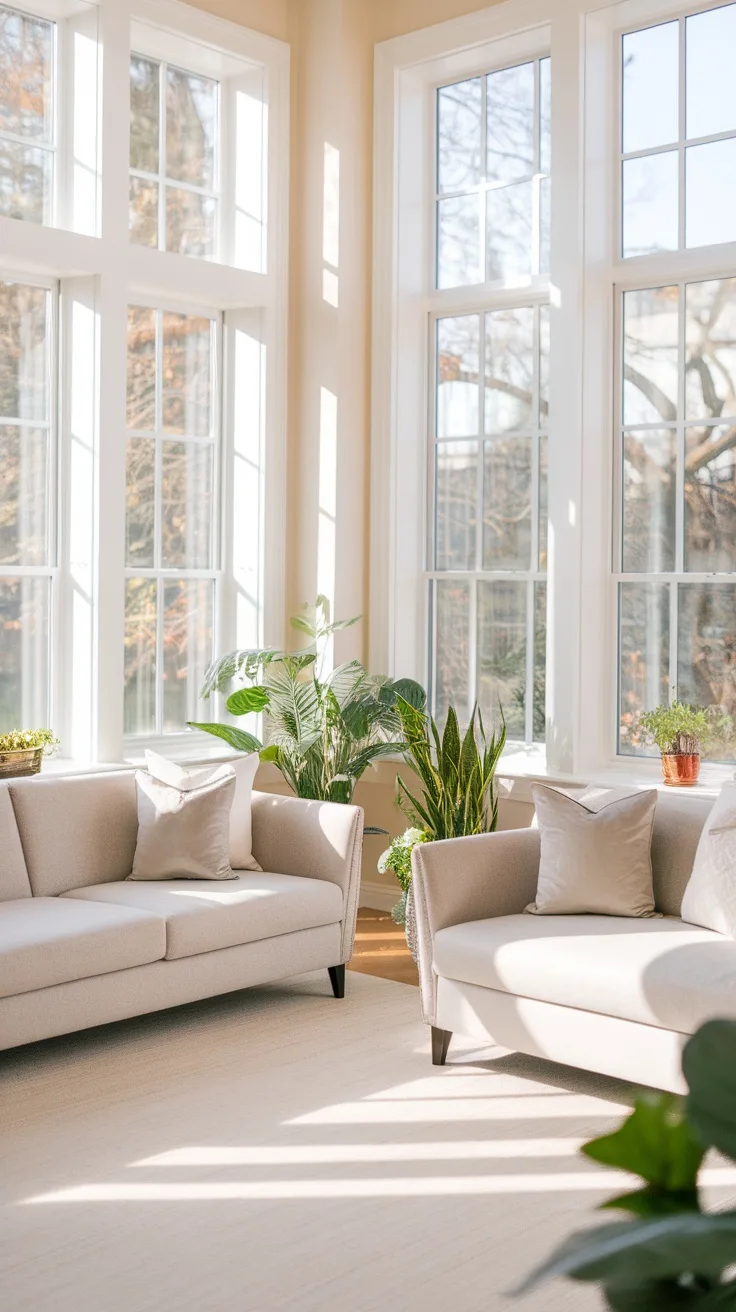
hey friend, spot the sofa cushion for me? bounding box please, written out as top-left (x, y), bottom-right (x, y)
top-left (130, 767), bottom-right (236, 882)
top-left (0, 898), bottom-right (166, 999)
top-left (0, 786), bottom-right (32, 901)
top-left (62, 871), bottom-right (344, 961)
top-left (433, 913), bottom-right (736, 1034)
top-left (9, 772), bottom-right (138, 896)
top-left (528, 784), bottom-right (658, 917)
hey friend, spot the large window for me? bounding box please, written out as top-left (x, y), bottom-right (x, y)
top-left (616, 6), bottom-right (736, 759)
top-left (125, 305), bottom-right (219, 739)
top-left (0, 0), bottom-right (286, 763)
top-left (129, 55), bottom-right (219, 258)
top-left (0, 277), bottom-right (54, 730)
top-left (429, 57), bottom-right (550, 741)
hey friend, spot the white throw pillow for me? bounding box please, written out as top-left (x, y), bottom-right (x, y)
top-left (129, 766), bottom-right (237, 882)
top-left (527, 783), bottom-right (659, 917)
top-left (145, 750), bottom-right (262, 871)
top-left (681, 782), bottom-right (736, 938)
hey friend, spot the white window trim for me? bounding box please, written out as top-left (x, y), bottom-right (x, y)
top-left (0, 0), bottom-right (289, 765)
top-left (371, 0), bottom-right (736, 792)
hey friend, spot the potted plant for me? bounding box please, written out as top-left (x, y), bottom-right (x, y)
top-left (190, 597), bottom-right (425, 822)
top-left (516, 1019), bottom-right (736, 1309)
top-left (378, 827), bottom-right (429, 955)
top-left (0, 729), bottom-right (60, 779)
top-left (384, 700), bottom-right (506, 955)
top-left (639, 702), bottom-right (718, 787)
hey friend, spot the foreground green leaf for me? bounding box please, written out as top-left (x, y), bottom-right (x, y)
top-left (515, 1212), bottom-right (736, 1295)
top-left (583, 1094), bottom-right (705, 1206)
top-left (684, 1021), bottom-right (736, 1163)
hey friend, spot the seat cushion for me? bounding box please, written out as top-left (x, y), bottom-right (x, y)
top-left (62, 872), bottom-right (344, 961)
top-left (0, 898), bottom-right (166, 999)
top-left (433, 913), bottom-right (736, 1033)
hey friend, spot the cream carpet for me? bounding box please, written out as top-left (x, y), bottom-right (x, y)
top-left (1, 971), bottom-right (732, 1312)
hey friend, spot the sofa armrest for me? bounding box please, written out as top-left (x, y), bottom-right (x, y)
top-left (411, 827), bottom-right (541, 1024)
top-left (250, 791), bottom-right (363, 963)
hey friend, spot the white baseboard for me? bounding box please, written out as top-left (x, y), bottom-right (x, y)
top-left (359, 880), bottom-right (399, 912)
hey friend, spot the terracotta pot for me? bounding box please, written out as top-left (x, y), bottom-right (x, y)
top-left (661, 753), bottom-right (700, 787)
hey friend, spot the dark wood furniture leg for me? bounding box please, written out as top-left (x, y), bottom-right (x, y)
top-left (328, 965), bottom-right (345, 998)
top-left (431, 1026), bottom-right (452, 1065)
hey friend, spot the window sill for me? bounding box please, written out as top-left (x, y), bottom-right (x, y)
top-left (495, 744), bottom-right (735, 805)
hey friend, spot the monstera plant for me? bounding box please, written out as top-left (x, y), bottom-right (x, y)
top-left (517, 1019), bottom-right (736, 1309)
top-left (189, 596), bottom-right (425, 808)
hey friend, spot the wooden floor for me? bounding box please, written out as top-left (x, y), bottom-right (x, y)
top-left (347, 906), bottom-right (419, 986)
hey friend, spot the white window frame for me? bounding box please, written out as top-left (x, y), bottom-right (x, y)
top-left (372, 0), bottom-right (736, 789)
top-left (0, 0), bottom-right (289, 765)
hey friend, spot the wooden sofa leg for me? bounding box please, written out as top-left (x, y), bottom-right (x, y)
top-left (431, 1026), bottom-right (452, 1066)
top-left (328, 965), bottom-right (345, 999)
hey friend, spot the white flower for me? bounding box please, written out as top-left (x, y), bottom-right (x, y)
top-left (377, 848), bottom-right (390, 874)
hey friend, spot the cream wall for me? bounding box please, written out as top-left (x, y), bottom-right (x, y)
top-left (190, 0), bottom-right (529, 903)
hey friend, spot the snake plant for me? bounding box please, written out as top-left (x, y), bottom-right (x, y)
top-left (394, 697), bottom-right (506, 839)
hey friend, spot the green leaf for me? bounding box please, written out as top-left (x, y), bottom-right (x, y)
top-left (684, 1021), bottom-right (736, 1163)
top-left (327, 660), bottom-right (365, 709)
top-left (226, 686), bottom-right (270, 716)
top-left (389, 678), bottom-right (426, 711)
top-left (258, 744), bottom-right (279, 763)
top-left (603, 1278), bottom-right (714, 1310)
top-left (514, 1212), bottom-right (736, 1295)
top-left (582, 1094), bottom-right (705, 1197)
top-left (601, 1188), bottom-right (700, 1219)
top-left (199, 647), bottom-right (282, 698)
top-left (187, 722), bottom-right (263, 753)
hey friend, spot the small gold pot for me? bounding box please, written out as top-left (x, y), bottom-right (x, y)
top-left (661, 753), bottom-right (700, 787)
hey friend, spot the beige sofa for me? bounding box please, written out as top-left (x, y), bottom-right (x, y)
top-left (412, 791), bottom-right (736, 1093)
top-left (0, 771), bottom-right (363, 1051)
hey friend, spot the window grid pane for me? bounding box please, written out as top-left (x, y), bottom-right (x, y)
top-left (621, 5), bottom-right (736, 258)
top-left (436, 56), bottom-right (551, 290)
top-left (125, 304), bottom-right (218, 737)
top-left (0, 3), bottom-right (55, 225)
top-left (129, 54), bottom-right (219, 259)
top-left (0, 278), bottom-right (54, 732)
top-left (430, 302), bottom-right (548, 742)
top-left (617, 274), bottom-right (736, 757)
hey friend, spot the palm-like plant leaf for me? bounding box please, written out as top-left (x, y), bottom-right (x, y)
top-left (201, 647), bottom-right (282, 698)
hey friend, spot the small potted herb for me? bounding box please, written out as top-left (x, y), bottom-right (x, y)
top-left (639, 701), bottom-right (717, 787)
top-left (0, 729), bottom-right (60, 779)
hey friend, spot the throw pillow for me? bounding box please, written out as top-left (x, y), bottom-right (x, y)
top-left (145, 749), bottom-right (262, 871)
top-left (681, 782), bottom-right (736, 937)
top-left (527, 783), bottom-right (659, 917)
top-left (129, 766), bottom-right (237, 882)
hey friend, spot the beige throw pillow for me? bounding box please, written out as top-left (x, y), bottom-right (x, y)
top-left (527, 783), bottom-right (659, 917)
top-left (144, 750), bottom-right (261, 871)
top-left (681, 782), bottom-right (736, 938)
top-left (129, 766), bottom-right (237, 882)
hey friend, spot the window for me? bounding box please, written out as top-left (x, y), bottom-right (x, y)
top-left (621, 7), bottom-right (736, 257)
top-left (0, 0), bottom-right (286, 763)
top-left (429, 57), bottom-right (550, 742)
top-left (124, 305), bottom-right (219, 738)
top-left (129, 55), bottom-right (219, 258)
top-left (0, 276), bottom-right (54, 729)
top-left (616, 6), bottom-right (736, 760)
top-left (0, 3), bottom-right (54, 224)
